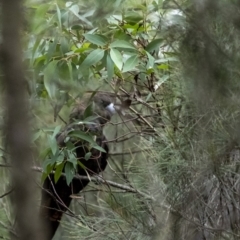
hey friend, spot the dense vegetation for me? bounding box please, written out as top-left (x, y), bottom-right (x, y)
top-left (1, 0), bottom-right (240, 239)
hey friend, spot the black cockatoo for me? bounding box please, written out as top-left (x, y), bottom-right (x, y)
top-left (40, 92), bottom-right (116, 240)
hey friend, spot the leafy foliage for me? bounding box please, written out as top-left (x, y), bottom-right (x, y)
top-left (4, 0), bottom-right (240, 240)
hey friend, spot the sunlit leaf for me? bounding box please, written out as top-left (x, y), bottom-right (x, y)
top-left (110, 48), bottom-right (123, 70)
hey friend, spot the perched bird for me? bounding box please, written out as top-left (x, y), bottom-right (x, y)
top-left (40, 92), bottom-right (116, 240)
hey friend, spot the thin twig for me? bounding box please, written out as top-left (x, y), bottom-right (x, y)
top-left (0, 189), bottom-right (14, 199)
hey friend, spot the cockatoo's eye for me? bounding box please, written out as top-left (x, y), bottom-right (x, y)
top-left (105, 102), bottom-right (116, 114)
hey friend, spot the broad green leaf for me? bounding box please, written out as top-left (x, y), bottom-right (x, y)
top-left (54, 162), bottom-right (65, 183)
top-left (122, 55), bottom-right (139, 72)
top-left (107, 54), bottom-right (114, 80)
top-left (65, 162), bottom-right (75, 185)
top-left (110, 48), bottom-right (123, 70)
top-left (81, 49), bottom-right (105, 66)
top-left (84, 34), bottom-right (108, 46)
top-left (43, 60), bottom-right (58, 99)
top-left (145, 39), bottom-right (163, 53)
top-left (110, 40), bottom-right (136, 50)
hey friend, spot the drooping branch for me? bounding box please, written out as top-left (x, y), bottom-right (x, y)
top-left (0, 163), bottom-right (156, 201)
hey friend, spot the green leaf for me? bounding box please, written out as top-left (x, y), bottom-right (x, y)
top-left (85, 152), bottom-right (92, 160)
top-left (68, 4), bottom-right (93, 27)
top-left (83, 102), bottom-right (94, 119)
top-left (60, 37), bottom-right (69, 55)
top-left (145, 51), bottom-right (155, 70)
top-left (67, 150), bottom-right (78, 167)
top-left (48, 136), bottom-right (58, 155)
top-left (32, 130), bottom-right (41, 142)
top-left (69, 130), bottom-right (96, 145)
top-left (110, 40), bottom-right (136, 50)
top-left (81, 49), bottom-right (105, 66)
top-left (55, 3), bottom-right (62, 30)
top-left (110, 48), bottom-right (123, 70)
top-left (42, 158), bottom-right (54, 173)
top-left (122, 55), bottom-right (139, 72)
top-left (52, 125), bottom-right (62, 139)
top-left (41, 164), bottom-right (54, 183)
top-left (124, 12), bottom-right (142, 24)
top-left (78, 161), bottom-right (87, 171)
top-left (154, 75), bottom-right (170, 90)
top-left (155, 57), bottom-right (179, 63)
top-left (66, 141), bottom-right (76, 151)
top-left (65, 162), bottom-right (75, 186)
top-left (67, 61), bottom-right (73, 82)
top-left (107, 54), bottom-right (114, 80)
top-left (84, 34), bottom-right (108, 46)
top-left (92, 145), bottom-right (106, 153)
top-left (47, 38), bottom-right (58, 60)
top-left (145, 39), bottom-right (163, 53)
top-left (54, 162), bottom-right (65, 183)
top-left (43, 60), bottom-right (58, 99)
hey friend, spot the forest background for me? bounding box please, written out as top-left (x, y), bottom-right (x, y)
top-left (1, 0), bottom-right (240, 239)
